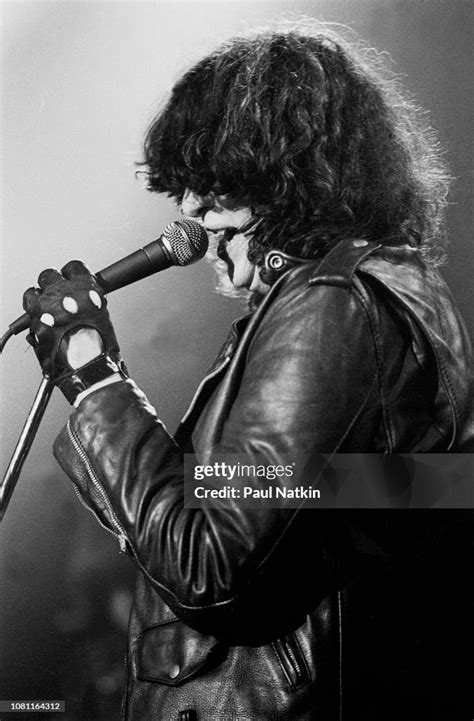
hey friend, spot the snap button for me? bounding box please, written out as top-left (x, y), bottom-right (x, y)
top-left (268, 254), bottom-right (285, 269)
top-left (353, 239), bottom-right (368, 247)
top-left (169, 664), bottom-right (180, 679)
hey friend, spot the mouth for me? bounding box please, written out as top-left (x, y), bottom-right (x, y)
top-left (205, 228), bottom-right (237, 258)
top-left (205, 227), bottom-right (237, 242)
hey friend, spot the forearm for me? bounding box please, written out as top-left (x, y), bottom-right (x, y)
top-left (54, 380), bottom-right (297, 629)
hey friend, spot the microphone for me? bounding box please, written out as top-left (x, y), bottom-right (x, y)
top-left (7, 219), bottom-right (208, 337)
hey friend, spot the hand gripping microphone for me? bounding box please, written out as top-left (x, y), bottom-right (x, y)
top-left (0, 219), bottom-right (208, 519)
top-left (3, 219), bottom-right (208, 344)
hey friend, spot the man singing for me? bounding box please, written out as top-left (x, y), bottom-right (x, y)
top-left (22, 22), bottom-right (473, 721)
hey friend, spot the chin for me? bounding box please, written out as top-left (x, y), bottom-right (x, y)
top-left (230, 276), bottom-right (251, 290)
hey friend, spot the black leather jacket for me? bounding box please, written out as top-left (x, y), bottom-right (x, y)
top-left (53, 239), bottom-right (474, 720)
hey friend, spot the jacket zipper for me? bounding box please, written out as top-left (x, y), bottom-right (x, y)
top-left (66, 421), bottom-right (174, 595)
top-left (67, 419), bottom-right (129, 553)
top-left (284, 641), bottom-right (302, 678)
top-left (180, 356), bottom-right (231, 425)
top-left (273, 634), bottom-right (308, 690)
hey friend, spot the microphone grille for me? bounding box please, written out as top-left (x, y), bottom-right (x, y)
top-left (163, 220), bottom-right (208, 266)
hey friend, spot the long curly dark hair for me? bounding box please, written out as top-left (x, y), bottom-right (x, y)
top-left (141, 20), bottom-right (450, 268)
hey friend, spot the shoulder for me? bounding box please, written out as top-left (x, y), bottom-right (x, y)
top-left (276, 239), bottom-right (434, 296)
top-left (256, 239), bottom-right (386, 331)
top-left (264, 239), bottom-right (449, 322)
top-left (244, 240), bottom-right (431, 385)
top-left (244, 240), bottom-right (394, 368)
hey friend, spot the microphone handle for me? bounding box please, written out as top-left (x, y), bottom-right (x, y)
top-left (8, 237), bottom-right (173, 336)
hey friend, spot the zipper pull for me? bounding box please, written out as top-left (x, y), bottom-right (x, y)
top-left (118, 533), bottom-right (129, 553)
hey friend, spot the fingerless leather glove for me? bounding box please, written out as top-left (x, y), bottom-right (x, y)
top-left (23, 260), bottom-right (127, 403)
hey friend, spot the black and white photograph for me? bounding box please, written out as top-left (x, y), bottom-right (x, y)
top-left (1, 2), bottom-right (473, 720)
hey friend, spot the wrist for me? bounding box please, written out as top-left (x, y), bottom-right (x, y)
top-left (57, 353), bottom-right (128, 404)
top-left (74, 373), bottom-right (124, 407)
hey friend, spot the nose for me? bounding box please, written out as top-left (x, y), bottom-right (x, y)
top-left (181, 189), bottom-right (210, 218)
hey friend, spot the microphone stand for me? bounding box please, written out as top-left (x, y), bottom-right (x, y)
top-left (0, 376), bottom-right (54, 521)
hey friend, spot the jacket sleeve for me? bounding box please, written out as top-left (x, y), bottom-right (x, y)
top-left (52, 275), bottom-right (393, 639)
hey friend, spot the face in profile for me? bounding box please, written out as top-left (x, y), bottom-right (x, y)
top-left (181, 190), bottom-right (269, 295)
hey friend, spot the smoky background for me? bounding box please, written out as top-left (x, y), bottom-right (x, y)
top-left (1, 2), bottom-right (472, 719)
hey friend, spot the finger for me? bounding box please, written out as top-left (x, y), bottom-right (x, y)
top-left (37, 268), bottom-right (63, 289)
top-left (22, 286), bottom-right (42, 313)
top-left (61, 260), bottom-right (93, 279)
top-left (26, 332), bottom-right (38, 349)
